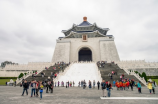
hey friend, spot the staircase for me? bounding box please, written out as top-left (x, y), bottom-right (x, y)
top-left (17, 64), bottom-right (68, 85)
top-left (56, 62), bottom-right (102, 86)
top-left (98, 63), bottom-right (145, 85)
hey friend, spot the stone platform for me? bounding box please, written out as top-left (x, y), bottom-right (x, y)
top-left (0, 86), bottom-right (158, 104)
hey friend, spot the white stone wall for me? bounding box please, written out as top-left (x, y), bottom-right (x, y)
top-left (52, 37), bottom-right (120, 62)
top-left (0, 70), bottom-right (27, 77)
top-left (52, 42), bottom-right (70, 63)
top-left (100, 40), bottom-right (120, 62)
top-left (116, 60), bottom-right (158, 76)
top-left (0, 62), bottom-right (54, 77)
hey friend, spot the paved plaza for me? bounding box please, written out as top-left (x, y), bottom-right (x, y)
top-left (0, 86), bottom-right (158, 104)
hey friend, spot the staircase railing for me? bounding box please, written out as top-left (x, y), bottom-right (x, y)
top-left (16, 69), bottom-right (44, 85)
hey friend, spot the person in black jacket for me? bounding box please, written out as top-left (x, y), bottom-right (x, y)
top-left (101, 80), bottom-right (106, 97)
top-left (106, 81), bottom-right (112, 97)
top-left (130, 80), bottom-right (134, 91)
top-left (97, 81), bottom-right (100, 90)
top-left (21, 80), bottom-right (29, 96)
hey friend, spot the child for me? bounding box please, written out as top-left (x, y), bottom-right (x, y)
top-left (39, 82), bottom-right (44, 100)
top-left (137, 81), bottom-right (141, 93)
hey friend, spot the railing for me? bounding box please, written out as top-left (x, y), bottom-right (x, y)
top-left (16, 69), bottom-right (43, 85)
top-left (119, 67), bottom-right (147, 86)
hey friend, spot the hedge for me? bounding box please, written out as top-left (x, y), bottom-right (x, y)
top-left (0, 77), bottom-right (17, 79)
top-left (147, 76), bottom-right (158, 79)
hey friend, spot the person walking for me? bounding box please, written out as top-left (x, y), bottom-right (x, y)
top-left (101, 80), bottom-right (106, 97)
top-left (152, 81), bottom-right (155, 94)
top-left (58, 81), bottom-right (60, 87)
top-left (137, 81), bottom-right (141, 93)
top-left (130, 80), bottom-right (134, 91)
top-left (147, 81), bottom-right (152, 94)
top-left (36, 81), bottom-right (40, 97)
top-left (39, 82), bottom-right (44, 100)
top-left (30, 80), bottom-right (36, 97)
top-left (78, 81), bottom-right (80, 87)
top-left (113, 80), bottom-right (116, 87)
top-left (21, 80), bottom-right (29, 96)
top-left (93, 80), bottom-right (95, 88)
top-left (83, 80), bottom-right (86, 89)
top-left (68, 81), bottom-right (69, 88)
top-left (97, 81), bottom-right (100, 90)
top-left (89, 80), bottom-right (91, 89)
top-left (73, 81), bottom-right (75, 87)
top-left (107, 81), bottom-right (112, 97)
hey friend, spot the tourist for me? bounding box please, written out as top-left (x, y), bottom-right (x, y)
top-left (147, 81), bottom-right (152, 94)
top-left (81, 81), bottom-right (83, 87)
top-left (46, 81), bottom-right (49, 93)
top-left (152, 81), bottom-right (155, 94)
top-left (83, 80), bottom-right (86, 89)
top-left (93, 80), bottom-right (95, 88)
top-left (78, 81), bottom-right (80, 87)
top-left (101, 80), bottom-right (106, 97)
top-left (116, 80), bottom-right (120, 90)
top-left (123, 81), bottom-right (126, 90)
top-left (126, 80), bottom-right (130, 90)
top-left (58, 81), bottom-right (60, 87)
top-left (107, 81), bottom-right (112, 97)
top-left (119, 81), bottom-right (123, 90)
top-left (49, 81), bottom-right (53, 93)
top-left (122, 74), bottom-right (124, 79)
top-left (130, 80), bottom-right (134, 91)
top-left (21, 80), bottom-right (29, 96)
top-left (97, 81), bottom-right (100, 90)
top-left (68, 81), bottom-right (69, 87)
top-left (137, 81), bottom-right (141, 93)
top-left (73, 81), bottom-right (75, 87)
top-left (110, 74), bottom-right (113, 79)
top-left (30, 80), bottom-right (36, 97)
top-left (89, 80), bottom-right (91, 89)
top-left (14, 81), bottom-right (16, 87)
top-left (39, 81), bottom-right (43, 100)
top-left (36, 81), bottom-right (40, 97)
top-left (113, 80), bottom-right (115, 87)
top-left (70, 81), bottom-right (72, 87)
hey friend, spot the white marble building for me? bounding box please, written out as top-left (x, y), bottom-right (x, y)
top-left (52, 17), bottom-right (120, 63)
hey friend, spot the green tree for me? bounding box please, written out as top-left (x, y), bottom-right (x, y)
top-left (18, 73), bottom-right (24, 79)
top-left (142, 72), bottom-right (147, 82)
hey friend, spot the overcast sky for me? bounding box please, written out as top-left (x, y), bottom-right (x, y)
top-left (0, 0), bottom-right (158, 64)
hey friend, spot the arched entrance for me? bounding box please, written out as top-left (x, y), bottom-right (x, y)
top-left (78, 47), bottom-right (92, 61)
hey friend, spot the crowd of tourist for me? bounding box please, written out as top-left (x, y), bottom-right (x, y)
top-left (97, 61), bottom-right (117, 68)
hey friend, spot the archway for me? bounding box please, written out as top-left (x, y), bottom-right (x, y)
top-left (78, 47), bottom-right (92, 61)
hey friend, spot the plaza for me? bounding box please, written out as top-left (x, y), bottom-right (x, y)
top-left (0, 86), bottom-right (158, 104)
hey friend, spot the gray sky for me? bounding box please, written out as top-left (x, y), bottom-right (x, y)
top-left (0, 0), bottom-right (158, 64)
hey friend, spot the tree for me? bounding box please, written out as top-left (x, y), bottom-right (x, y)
top-left (142, 72), bottom-right (147, 82)
top-left (18, 73), bottom-right (24, 79)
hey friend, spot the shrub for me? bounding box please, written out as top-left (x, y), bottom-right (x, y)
top-left (18, 73), bottom-right (24, 79)
top-left (142, 72), bottom-right (147, 82)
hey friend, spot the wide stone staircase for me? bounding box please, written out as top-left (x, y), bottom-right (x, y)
top-left (17, 64), bottom-right (68, 85)
top-left (98, 63), bottom-right (145, 85)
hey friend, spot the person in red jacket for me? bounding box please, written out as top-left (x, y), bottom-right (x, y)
top-left (126, 81), bottom-right (130, 90)
top-left (119, 81), bottom-right (123, 90)
top-left (116, 80), bottom-right (120, 90)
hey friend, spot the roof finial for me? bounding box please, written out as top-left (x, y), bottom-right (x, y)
top-left (83, 17), bottom-right (87, 21)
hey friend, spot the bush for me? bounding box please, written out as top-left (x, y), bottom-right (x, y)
top-left (18, 73), bottom-right (24, 79)
top-left (142, 72), bottom-right (147, 82)
top-left (134, 71), bottom-right (138, 74)
top-left (0, 77), bottom-right (17, 79)
top-left (147, 76), bottom-right (158, 79)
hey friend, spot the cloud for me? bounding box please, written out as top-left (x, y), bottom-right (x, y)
top-left (0, 0), bottom-right (158, 63)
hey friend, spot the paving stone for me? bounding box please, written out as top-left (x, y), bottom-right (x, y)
top-left (0, 86), bottom-right (158, 104)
